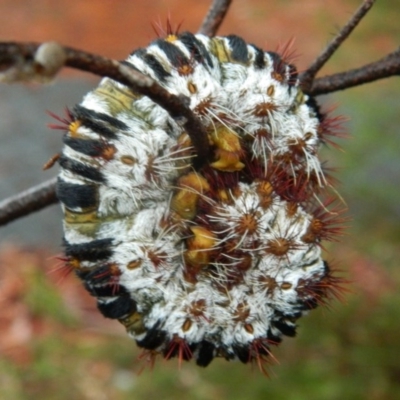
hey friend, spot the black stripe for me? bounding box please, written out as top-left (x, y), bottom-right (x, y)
top-left (64, 238), bottom-right (114, 261)
top-left (251, 44), bottom-right (266, 69)
top-left (136, 323), bottom-right (166, 350)
top-left (288, 64), bottom-right (298, 87)
top-left (133, 48), bottom-right (171, 82)
top-left (85, 283), bottom-right (127, 297)
top-left (63, 136), bottom-right (105, 157)
top-left (80, 118), bottom-right (117, 139)
top-left (179, 32), bottom-right (213, 67)
top-left (273, 320), bottom-right (297, 337)
top-left (268, 51), bottom-right (281, 66)
top-left (97, 295), bottom-right (137, 319)
top-left (323, 260), bottom-right (330, 274)
top-left (233, 345), bottom-right (250, 364)
top-left (268, 51), bottom-right (287, 76)
top-left (72, 106), bottom-right (117, 139)
top-left (305, 96), bottom-right (323, 121)
top-left (196, 340), bottom-right (215, 367)
top-left (153, 39), bottom-right (189, 68)
top-left (56, 178), bottom-right (98, 209)
top-left (74, 104), bottom-right (128, 131)
top-left (144, 53), bottom-right (171, 82)
top-left (226, 35), bottom-right (249, 63)
top-left (75, 263), bottom-right (111, 285)
top-left (81, 264), bottom-right (115, 285)
top-left (58, 155), bottom-right (105, 183)
top-left (267, 328), bottom-right (282, 344)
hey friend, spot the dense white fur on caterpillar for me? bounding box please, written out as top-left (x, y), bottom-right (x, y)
top-left (57, 32), bottom-right (344, 368)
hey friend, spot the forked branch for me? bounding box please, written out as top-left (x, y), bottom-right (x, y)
top-left (309, 47), bottom-right (400, 95)
top-left (300, 0), bottom-right (376, 92)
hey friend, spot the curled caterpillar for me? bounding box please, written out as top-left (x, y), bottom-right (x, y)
top-left (57, 32), bottom-right (343, 368)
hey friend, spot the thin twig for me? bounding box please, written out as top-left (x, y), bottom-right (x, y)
top-left (0, 42), bottom-right (210, 163)
top-left (198, 0), bottom-right (232, 36)
top-left (0, 178), bottom-right (57, 227)
top-left (301, 0), bottom-right (376, 92)
top-left (309, 48), bottom-right (400, 96)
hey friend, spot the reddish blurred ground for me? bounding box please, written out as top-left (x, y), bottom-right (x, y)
top-left (0, 244), bottom-right (126, 365)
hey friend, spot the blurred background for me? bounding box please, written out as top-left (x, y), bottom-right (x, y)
top-left (0, 1), bottom-right (399, 399)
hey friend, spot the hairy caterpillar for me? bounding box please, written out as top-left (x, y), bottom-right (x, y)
top-left (57, 31), bottom-right (344, 368)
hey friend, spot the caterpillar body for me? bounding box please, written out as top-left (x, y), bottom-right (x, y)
top-left (57, 32), bottom-right (342, 367)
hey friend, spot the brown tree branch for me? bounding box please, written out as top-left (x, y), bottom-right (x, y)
top-left (0, 178), bottom-right (57, 227)
top-left (300, 0), bottom-right (376, 92)
top-left (0, 42), bottom-right (210, 163)
top-left (198, 0), bottom-right (232, 36)
top-left (309, 48), bottom-right (400, 96)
